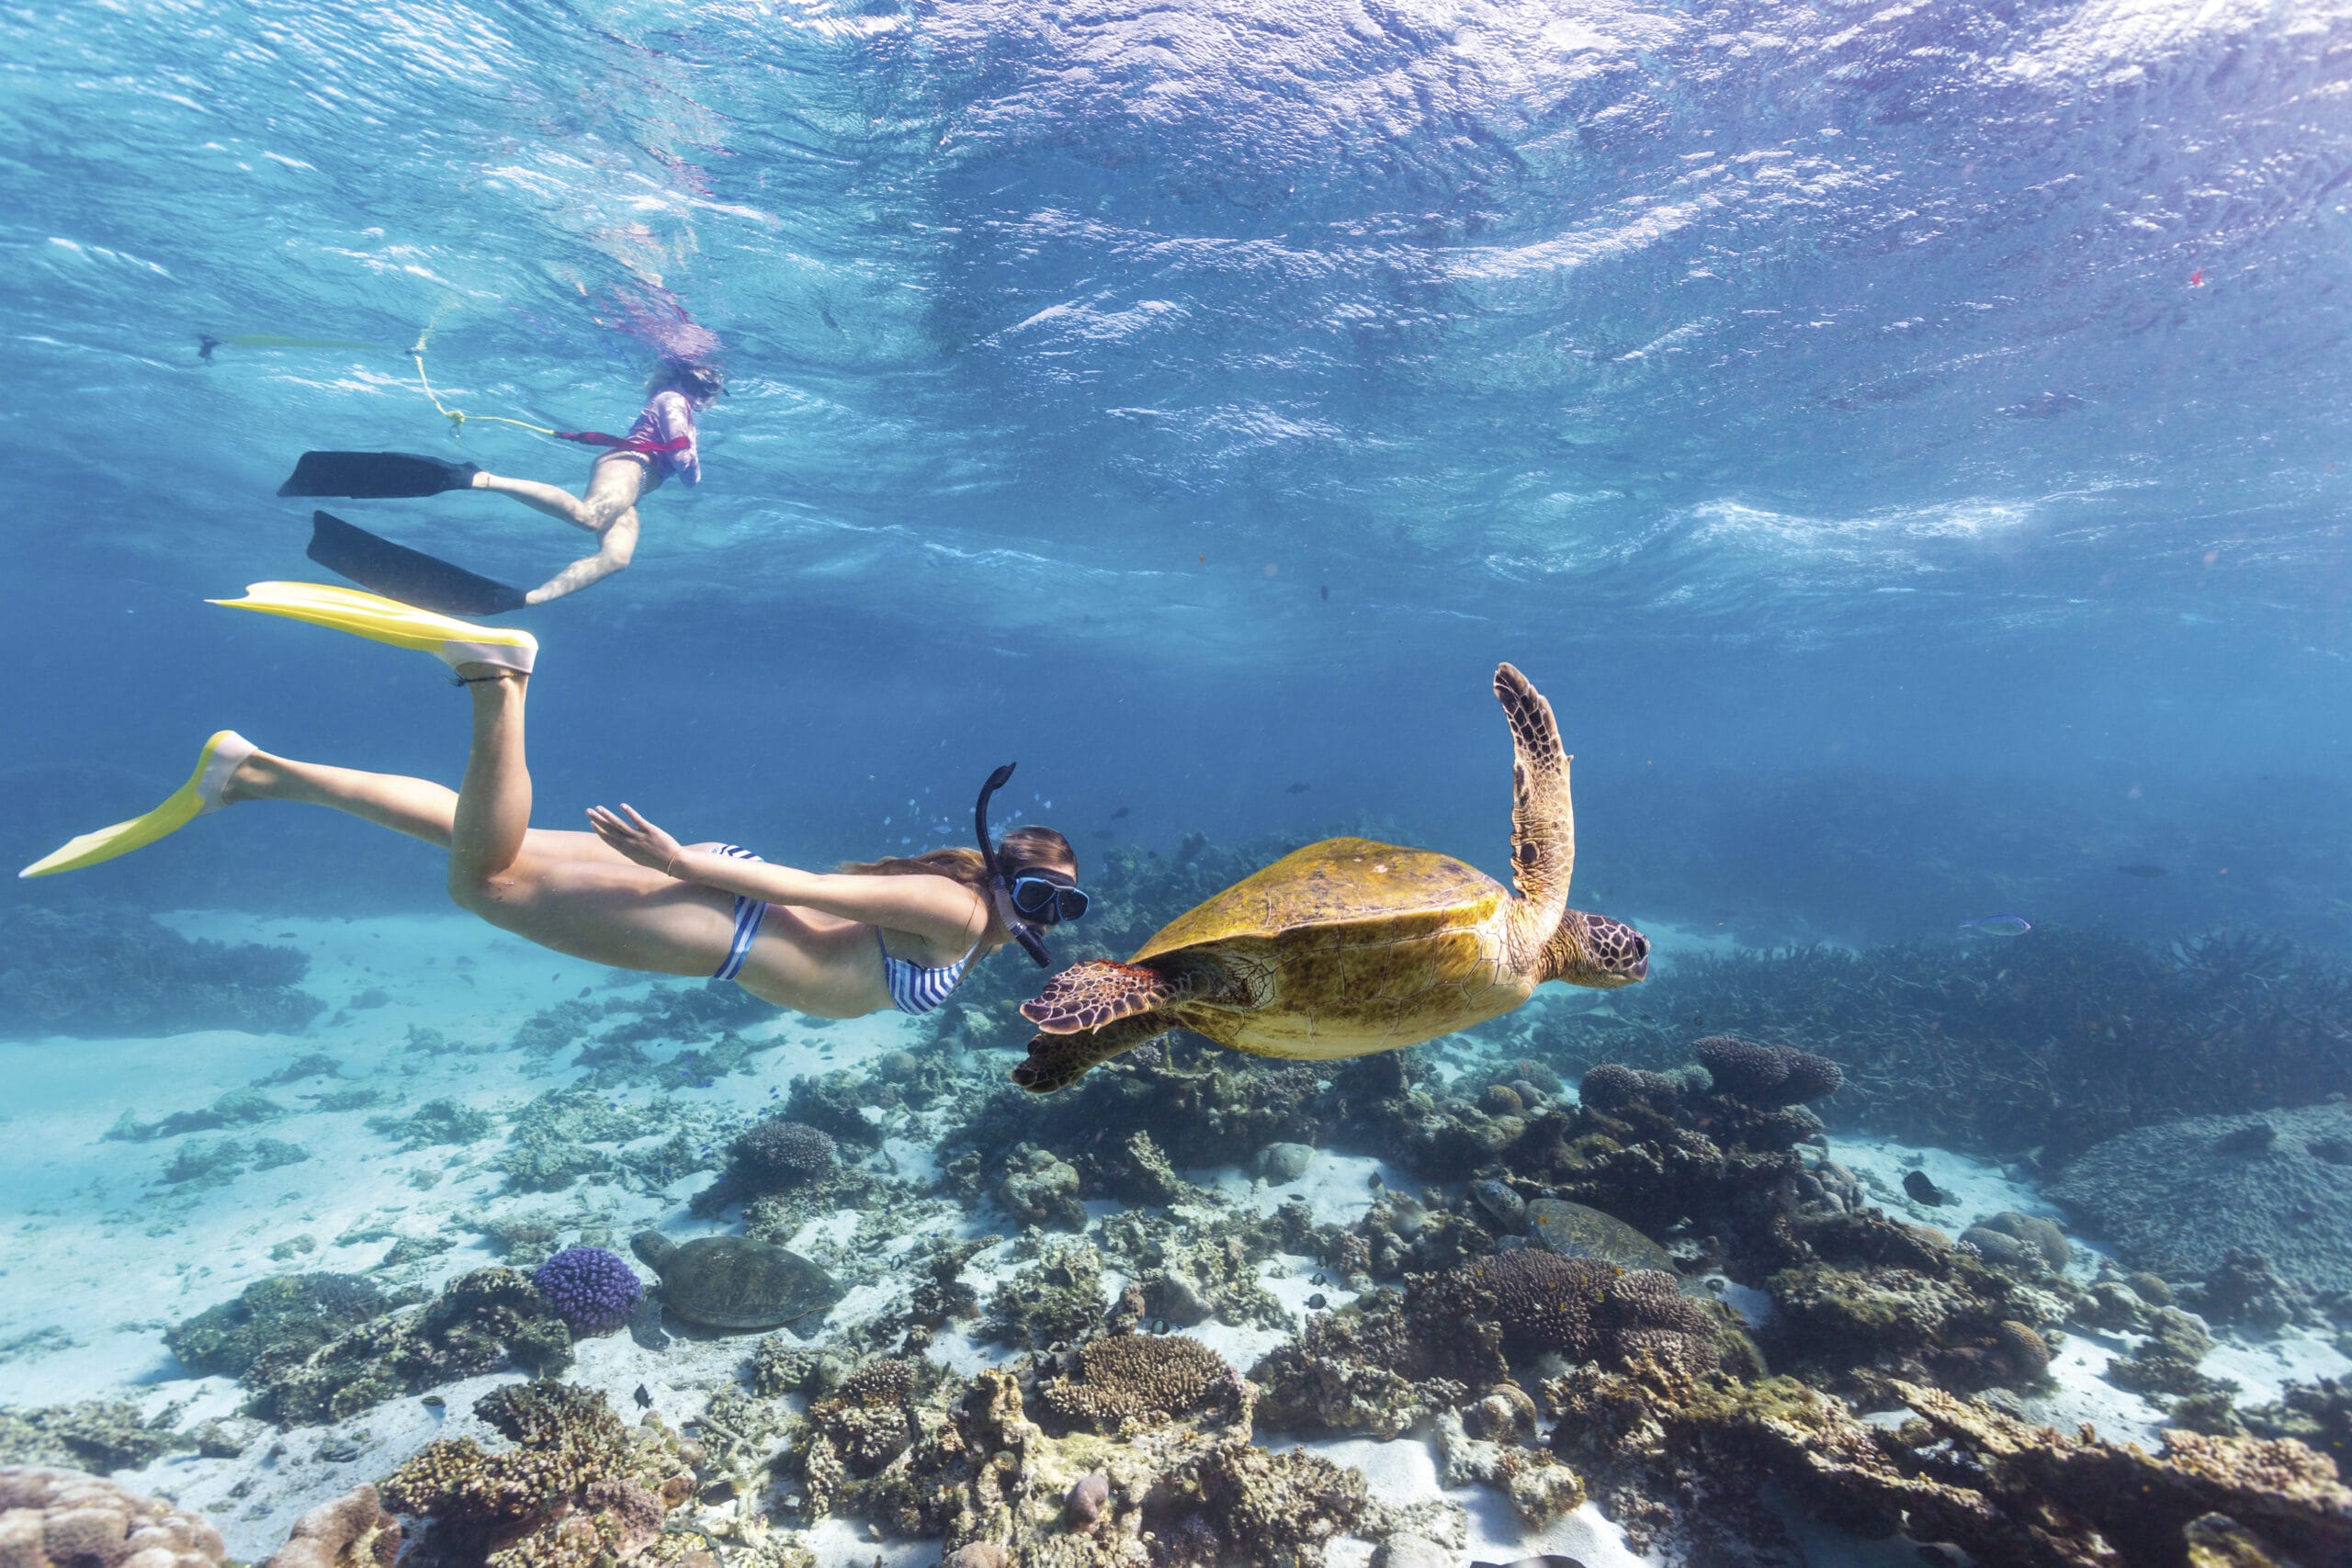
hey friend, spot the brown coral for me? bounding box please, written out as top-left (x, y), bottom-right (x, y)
top-left (1035, 1334), bottom-right (1248, 1433)
top-left (0, 1469), bottom-right (224, 1568)
top-left (1692, 1035), bottom-right (1843, 1107)
top-left (1577, 1063), bottom-right (1679, 1116)
top-left (1416, 1251), bottom-right (1720, 1377)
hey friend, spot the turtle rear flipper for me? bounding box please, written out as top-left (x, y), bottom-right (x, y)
top-left (1021, 959), bottom-right (1191, 1033)
top-left (1495, 661), bottom-right (1575, 913)
top-left (1012, 1014), bottom-right (1173, 1094)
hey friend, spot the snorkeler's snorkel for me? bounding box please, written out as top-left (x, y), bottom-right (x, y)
top-left (976, 763), bottom-right (1054, 968)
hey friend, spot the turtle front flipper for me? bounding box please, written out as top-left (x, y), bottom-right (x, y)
top-left (1020, 960), bottom-right (1192, 1034)
top-left (1012, 1014), bottom-right (1173, 1093)
top-left (1494, 661), bottom-right (1575, 913)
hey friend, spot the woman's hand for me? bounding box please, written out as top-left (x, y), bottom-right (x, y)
top-left (588, 803), bottom-right (686, 874)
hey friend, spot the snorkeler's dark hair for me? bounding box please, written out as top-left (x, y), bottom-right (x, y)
top-left (649, 361), bottom-right (725, 401)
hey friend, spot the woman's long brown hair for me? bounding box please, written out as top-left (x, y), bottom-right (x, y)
top-left (838, 825), bottom-right (1076, 897)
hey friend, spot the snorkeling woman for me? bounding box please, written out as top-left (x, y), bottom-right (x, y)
top-left (280, 361), bottom-right (725, 611)
top-left (18, 583), bottom-right (1086, 1020)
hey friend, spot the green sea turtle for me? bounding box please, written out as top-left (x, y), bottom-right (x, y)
top-left (1524, 1199), bottom-right (1677, 1274)
top-left (630, 1230), bottom-right (842, 1333)
top-left (1013, 664), bottom-right (1648, 1092)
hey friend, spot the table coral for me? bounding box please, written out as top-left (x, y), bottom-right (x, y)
top-left (0, 1467), bottom-right (224, 1568)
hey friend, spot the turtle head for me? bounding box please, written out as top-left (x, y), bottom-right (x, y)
top-left (1543, 908), bottom-right (1649, 988)
top-left (630, 1230), bottom-right (676, 1271)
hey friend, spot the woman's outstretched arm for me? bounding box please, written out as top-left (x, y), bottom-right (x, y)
top-left (587, 804), bottom-right (983, 947)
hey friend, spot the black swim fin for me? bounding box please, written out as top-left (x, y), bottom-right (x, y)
top-left (305, 512), bottom-right (529, 618)
top-left (278, 450), bottom-right (481, 499)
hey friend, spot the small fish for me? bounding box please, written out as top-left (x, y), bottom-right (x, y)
top-left (2117, 863), bottom-right (2170, 878)
top-left (1903, 1169), bottom-right (1946, 1206)
top-left (1319, 584), bottom-right (1329, 601)
top-left (1959, 916), bottom-right (2032, 937)
top-left (421, 1393), bottom-right (446, 1409)
top-left (634, 1383), bottom-right (654, 1409)
top-left (1305, 1292), bottom-right (1328, 1310)
top-left (1286, 783), bottom-right (1310, 795)
top-left (2188, 269), bottom-right (2204, 287)
top-left (1111, 807), bottom-right (1131, 820)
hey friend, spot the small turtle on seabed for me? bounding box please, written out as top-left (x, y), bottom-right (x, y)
top-left (631, 1230), bottom-right (842, 1334)
top-left (1013, 664), bottom-right (1649, 1091)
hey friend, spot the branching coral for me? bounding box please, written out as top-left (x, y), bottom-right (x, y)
top-left (530, 1249), bottom-right (643, 1337)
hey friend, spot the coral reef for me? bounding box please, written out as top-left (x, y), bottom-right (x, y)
top-left (0, 908), bottom-right (323, 1038)
top-left (996, 1145), bottom-right (1087, 1232)
top-left (530, 1249), bottom-right (645, 1336)
top-left (1690, 1035), bottom-right (1844, 1108)
top-left (984, 1243), bottom-right (1108, 1348)
top-left (105, 1090), bottom-right (285, 1144)
top-left (246, 1269), bottom-right (572, 1425)
top-left (1546, 1363), bottom-right (2352, 1566)
top-left (0, 1467), bottom-right (225, 1568)
top-left (723, 1119), bottom-right (836, 1192)
top-left (264, 1486), bottom-right (401, 1568)
top-left (2050, 1102), bottom-right (2352, 1296)
top-left (0, 1404), bottom-right (188, 1472)
top-left (1537, 929), bottom-right (2352, 1159)
top-left (164, 1274), bottom-right (395, 1378)
top-left (378, 1383), bottom-right (691, 1568)
top-left (367, 1100), bottom-right (493, 1150)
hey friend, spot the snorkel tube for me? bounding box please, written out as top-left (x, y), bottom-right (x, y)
top-left (976, 763), bottom-right (1054, 968)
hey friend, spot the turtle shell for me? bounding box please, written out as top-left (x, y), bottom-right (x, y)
top-left (1134, 838), bottom-right (1522, 1060)
top-left (1135, 838), bottom-right (1505, 961)
top-left (1524, 1200), bottom-right (1675, 1272)
top-left (641, 1234), bottom-right (842, 1331)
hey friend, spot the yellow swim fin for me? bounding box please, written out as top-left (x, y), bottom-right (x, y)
top-left (19, 730), bottom-right (256, 878)
top-left (209, 581), bottom-right (537, 672)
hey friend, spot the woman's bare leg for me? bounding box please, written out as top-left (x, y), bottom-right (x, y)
top-left (469, 457), bottom-right (647, 534)
top-left (450, 671), bottom-right (530, 888)
top-left (220, 671), bottom-right (738, 976)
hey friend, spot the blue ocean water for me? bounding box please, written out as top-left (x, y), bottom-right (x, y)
top-left (3, 1), bottom-right (2350, 1562)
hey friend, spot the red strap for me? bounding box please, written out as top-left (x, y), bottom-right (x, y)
top-left (555, 429), bottom-right (692, 456)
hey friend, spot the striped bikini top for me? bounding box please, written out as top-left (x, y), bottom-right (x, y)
top-left (876, 929), bottom-right (977, 1015)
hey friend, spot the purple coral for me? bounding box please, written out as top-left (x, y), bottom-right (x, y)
top-left (530, 1247), bottom-right (642, 1335)
top-left (729, 1117), bottom-right (838, 1189)
top-left (1693, 1035), bottom-right (1844, 1108)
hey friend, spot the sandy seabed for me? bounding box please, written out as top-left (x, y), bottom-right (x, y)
top-left (0, 909), bottom-right (2341, 1568)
